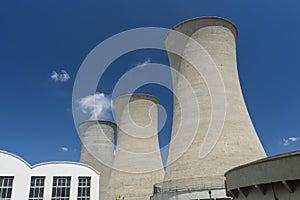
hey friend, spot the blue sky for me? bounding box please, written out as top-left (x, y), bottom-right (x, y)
top-left (0, 0), bottom-right (300, 165)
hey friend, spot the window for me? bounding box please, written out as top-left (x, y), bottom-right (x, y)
top-left (51, 177), bottom-right (71, 200)
top-left (29, 176), bottom-right (45, 200)
top-left (77, 177), bottom-right (91, 200)
top-left (0, 176), bottom-right (14, 200)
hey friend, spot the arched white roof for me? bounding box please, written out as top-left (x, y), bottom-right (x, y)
top-left (0, 150), bottom-right (100, 175)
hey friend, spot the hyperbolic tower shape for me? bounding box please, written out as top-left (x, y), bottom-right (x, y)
top-left (163, 16), bottom-right (266, 195)
top-left (108, 94), bottom-right (164, 200)
top-left (79, 120), bottom-right (116, 200)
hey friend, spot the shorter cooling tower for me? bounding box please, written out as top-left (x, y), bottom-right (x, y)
top-left (108, 94), bottom-right (165, 200)
top-left (79, 120), bottom-right (116, 200)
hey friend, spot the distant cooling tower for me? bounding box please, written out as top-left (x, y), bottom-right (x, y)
top-left (159, 17), bottom-right (266, 199)
top-left (108, 94), bottom-right (164, 200)
top-left (79, 120), bottom-right (116, 200)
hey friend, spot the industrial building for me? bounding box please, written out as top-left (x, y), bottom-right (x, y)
top-left (78, 94), bottom-right (164, 200)
top-left (108, 94), bottom-right (165, 200)
top-left (1, 15), bottom-right (294, 200)
top-left (78, 16), bottom-right (270, 200)
top-left (225, 150), bottom-right (300, 200)
top-left (0, 150), bottom-right (100, 200)
top-left (73, 16), bottom-right (300, 200)
top-left (0, 15), bottom-right (298, 200)
top-left (79, 120), bottom-right (116, 200)
top-left (151, 16), bottom-right (266, 200)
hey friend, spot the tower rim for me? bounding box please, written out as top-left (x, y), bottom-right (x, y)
top-left (78, 120), bottom-right (117, 130)
top-left (164, 16), bottom-right (238, 46)
top-left (113, 93), bottom-right (160, 104)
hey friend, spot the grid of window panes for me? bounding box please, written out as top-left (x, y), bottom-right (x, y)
top-left (77, 177), bottom-right (91, 200)
top-left (29, 176), bottom-right (45, 200)
top-left (51, 177), bottom-right (71, 200)
top-left (0, 176), bottom-right (14, 200)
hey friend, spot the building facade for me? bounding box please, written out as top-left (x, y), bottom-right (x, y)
top-left (225, 150), bottom-right (300, 200)
top-left (0, 150), bottom-right (100, 200)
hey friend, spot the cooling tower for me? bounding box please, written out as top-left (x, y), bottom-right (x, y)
top-left (79, 120), bottom-right (116, 200)
top-left (163, 17), bottom-right (266, 197)
top-left (108, 94), bottom-right (164, 200)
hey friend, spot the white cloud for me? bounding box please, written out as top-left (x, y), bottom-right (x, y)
top-left (61, 147), bottom-right (69, 152)
top-left (289, 137), bottom-right (299, 142)
top-left (51, 70), bottom-right (70, 82)
top-left (133, 58), bottom-right (151, 68)
top-left (78, 93), bottom-right (112, 120)
top-left (283, 137), bottom-right (300, 146)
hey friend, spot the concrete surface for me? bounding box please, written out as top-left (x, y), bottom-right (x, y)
top-left (163, 16), bottom-right (266, 197)
top-left (79, 120), bottom-right (116, 200)
top-left (225, 150), bottom-right (300, 199)
top-left (151, 188), bottom-right (229, 200)
top-left (108, 94), bottom-right (164, 200)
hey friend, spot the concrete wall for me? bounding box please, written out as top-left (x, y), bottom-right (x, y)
top-left (79, 120), bottom-right (116, 200)
top-left (164, 16), bottom-right (266, 192)
top-left (226, 182), bottom-right (300, 200)
top-left (0, 150), bottom-right (100, 200)
top-left (108, 94), bottom-right (164, 200)
top-left (151, 188), bottom-right (228, 200)
top-left (225, 150), bottom-right (300, 200)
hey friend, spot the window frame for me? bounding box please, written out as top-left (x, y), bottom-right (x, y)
top-left (51, 176), bottom-right (71, 200)
top-left (77, 176), bottom-right (91, 200)
top-left (0, 176), bottom-right (14, 200)
top-left (28, 176), bottom-right (45, 200)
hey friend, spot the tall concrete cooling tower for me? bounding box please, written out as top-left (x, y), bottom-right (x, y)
top-left (162, 17), bottom-right (266, 198)
top-left (108, 94), bottom-right (164, 200)
top-left (79, 120), bottom-right (116, 200)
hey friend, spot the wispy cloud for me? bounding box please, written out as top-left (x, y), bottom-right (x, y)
top-left (61, 147), bottom-right (69, 152)
top-left (133, 58), bottom-right (151, 68)
top-left (283, 137), bottom-right (300, 146)
top-left (78, 93), bottom-right (112, 120)
top-left (51, 70), bottom-right (70, 82)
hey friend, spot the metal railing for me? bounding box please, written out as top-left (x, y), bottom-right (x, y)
top-left (153, 176), bottom-right (225, 194)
